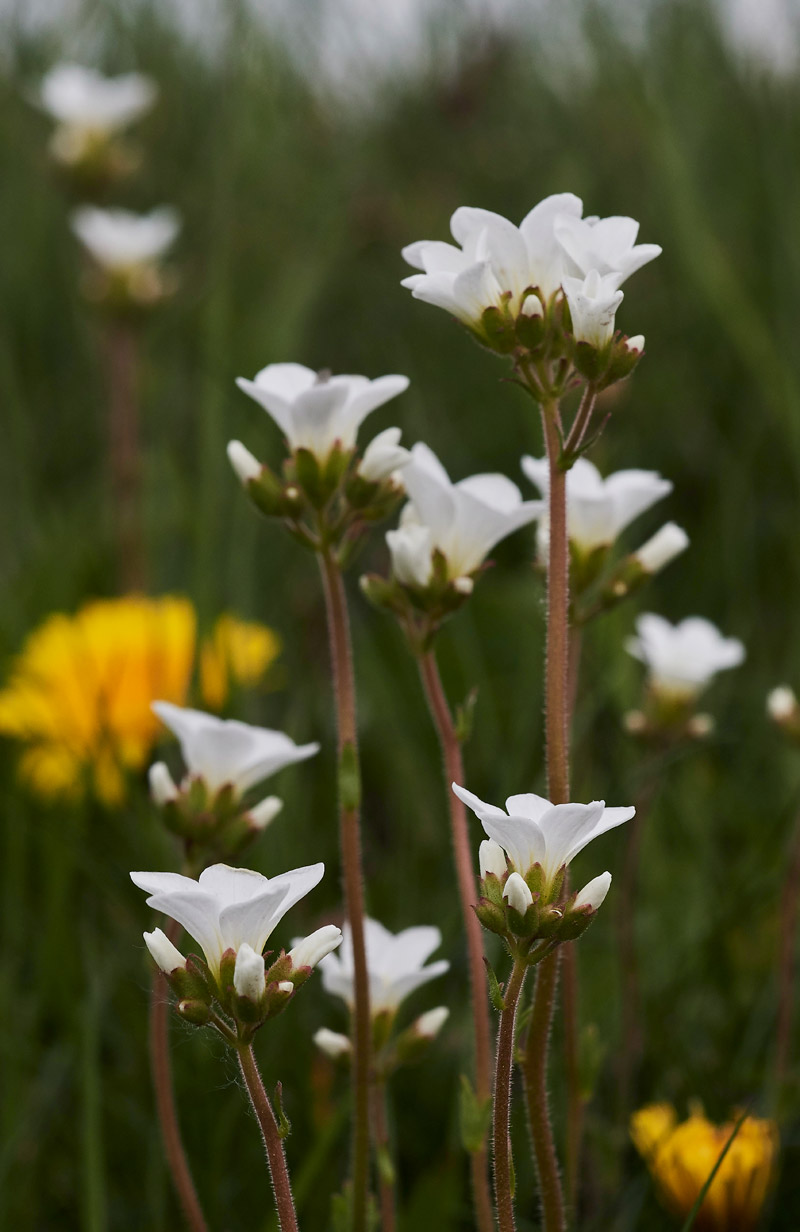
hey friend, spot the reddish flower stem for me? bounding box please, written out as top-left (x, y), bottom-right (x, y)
top-left (370, 1081), bottom-right (396, 1232)
top-left (237, 1045), bottom-right (299, 1232)
top-left (493, 959), bottom-right (527, 1232)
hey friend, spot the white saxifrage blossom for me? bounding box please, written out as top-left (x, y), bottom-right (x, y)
top-left (131, 862), bottom-right (335, 978)
top-left (314, 1027), bottom-right (352, 1059)
top-left (319, 917), bottom-right (449, 1015)
top-left (357, 427), bottom-right (411, 483)
top-left (71, 206), bottom-right (180, 273)
top-left (521, 455), bottom-right (674, 557)
top-left (562, 270), bottom-right (624, 348)
top-left (150, 701), bottom-right (319, 826)
top-left (454, 783), bottom-right (634, 908)
top-left (39, 64), bottom-right (156, 162)
top-left (626, 614), bottom-right (745, 699)
top-left (554, 214), bottom-right (662, 284)
top-left (387, 442), bottom-right (542, 588)
top-left (235, 362), bottom-right (409, 463)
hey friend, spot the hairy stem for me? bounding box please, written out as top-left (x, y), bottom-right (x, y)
top-left (418, 650), bottom-right (495, 1232)
top-left (370, 1081), bottom-right (396, 1232)
top-left (103, 322), bottom-right (146, 591)
top-left (524, 954), bottom-right (565, 1232)
top-left (318, 551), bottom-right (372, 1232)
top-left (775, 810), bottom-right (800, 1100)
top-left (237, 1045), bottom-right (299, 1232)
top-left (563, 627), bottom-right (584, 1212)
top-left (149, 917), bottom-right (208, 1232)
top-left (493, 959), bottom-right (527, 1232)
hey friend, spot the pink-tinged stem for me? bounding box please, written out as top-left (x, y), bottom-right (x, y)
top-left (237, 1045), bottom-right (299, 1232)
top-left (370, 1081), bottom-right (396, 1232)
top-left (318, 551), bottom-right (372, 1232)
top-left (148, 917), bottom-right (209, 1232)
top-left (493, 959), bottom-right (527, 1232)
top-left (418, 650), bottom-right (495, 1232)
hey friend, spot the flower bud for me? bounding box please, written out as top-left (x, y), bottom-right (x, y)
top-left (625, 335), bottom-right (645, 353)
top-left (479, 839), bottom-right (507, 880)
top-left (144, 927), bottom-right (187, 973)
top-left (634, 523), bottom-right (689, 575)
top-left (233, 943), bottom-right (266, 1002)
top-left (177, 998), bottom-right (212, 1025)
top-left (520, 293), bottom-right (544, 318)
top-left (149, 761), bottom-right (178, 806)
top-left (768, 685), bottom-right (797, 723)
top-left (358, 427), bottom-right (411, 483)
top-left (503, 871), bottom-right (534, 915)
top-left (247, 794), bottom-right (283, 831)
top-left (386, 524), bottom-right (434, 588)
top-left (573, 871), bottom-right (612, 912)
top-left (227, 439), bottom-right (262, 485)
top-left (289, 925), bottom-right (343, 971)
top-left (414, 1006), bottom-right (449, 1039)
top-left (453, 576), bottom-right (474, 596)
top-left (277, 980), bottom-right (294, 995)
top-left (314, 1027), bottom-right (352, 1060)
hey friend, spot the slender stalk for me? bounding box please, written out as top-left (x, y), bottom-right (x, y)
top-left (237, 1045), bottom-right (299, 1232)
top-left (563, 627), bottom-right (584, 1212)
top-left (493, 959), bottom-right (527, 1232)
top-left (524, 954), bottom-right (565, 1232)
top-left (370, 1081), bottom-right (396, 1232)
top-left (418, 650), bottom-right (495, 1232)
top-left (148, 918), bottom-right (208, 1232)
top-left (103, 321), bottom-right (146, 591)
top-left (318, 550), bottom-right (371, 1232)
top-left (775, 810), bottom-right (800, 1098)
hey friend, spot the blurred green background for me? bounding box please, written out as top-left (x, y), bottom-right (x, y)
top-left (2, 0), bottom-right (800, 1227)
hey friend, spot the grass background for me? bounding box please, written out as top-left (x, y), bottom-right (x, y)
top-left (1, 0), bottom-right (800, 1227)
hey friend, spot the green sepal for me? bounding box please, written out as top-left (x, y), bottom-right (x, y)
top-left (474, 898), bottom-right (508, 936)
top-left (274, 1082), bottom-right (292, 1139)
top-left (505, 897), bottom-right (540, 938)
top-left (485, 959), bottom-right (506, 1012)
top-left (217, 949), bottom-right (237, 1003)
top-left (515, 307), bottom-right (545, 351)
top-left (372, 1008), bottom-right (396, 1055)
top-left (247, 466), bottom-right (288, 518)
top-left (459, 1074), bottom-right (492, 1154)
top-left (169, 960), bottom-right (212, 1004)
top-left (571, 339), bottom-right (610, 382)
top-left (481, 304), bottom-right (517, 354)
top-left (600, 336), bottom-right (641, 388)
top-left (338, 742), bottom-right (361, 812)
top-left (536, 905), bottom-right (566, 939)
top-left (293, 447), bottom-right (325, 507)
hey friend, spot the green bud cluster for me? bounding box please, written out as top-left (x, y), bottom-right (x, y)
top-left (624, 688), bottom-right (714, 746)
top-left (157, 777), bottom-right (267, 870)
top-left (360, 549), bottom-right (479, 651)
top-left (475, 864), bottom-right (598, 958)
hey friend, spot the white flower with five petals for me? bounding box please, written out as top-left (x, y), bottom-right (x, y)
top-left (453, 783), bottom-right (634, 903)
top-left (235, 362), bottom-right (409, 463)
top-left (71, 206), bottom-right (179, 273)
top-left (554, 214), bottom-right (661, 284)
top-left (387, 443), bottom-right (542, 586)
top-left (625, 614), bottom-right (745, 699)
top-left (562, 270), bottom-right (624, 348)
top-left (131, 862), bottom-right (332, 977)
top-left (319, 917), bottom-right (449, 1015)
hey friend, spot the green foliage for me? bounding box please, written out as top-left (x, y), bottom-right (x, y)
top-left (2, 1), bottom-right (800, 1228)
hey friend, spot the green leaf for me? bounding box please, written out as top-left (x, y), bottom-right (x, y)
top-left (459, 1074), bottom-right (493, 1154)
top-left (679, 1108), bottom-right (749, 1232)
top-left (485, 959), bottom-right (506, 1013)
top-left (273, 1082), bottom-right (291, 1140)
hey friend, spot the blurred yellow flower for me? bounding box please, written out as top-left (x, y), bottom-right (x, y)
top-left (199, 613), bottom-right (281, 711)
top-left (0, 597), bottom-right (280, 806)
top-left (631, 1102), bottom-right (779, 1231)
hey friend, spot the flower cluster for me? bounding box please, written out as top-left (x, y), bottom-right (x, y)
top-left (455, 783), bottom-right (633, 953)
top-left (132, 863), bottom-right (341, 1036)
top-left (38, 63), bottom-right (155, 180)
top-left (72, 206), bottom-right (180, 309)
top-left (631, 1103), bottom-right (778, 1232)
top-left (0, 597), bottom-right (280, 805)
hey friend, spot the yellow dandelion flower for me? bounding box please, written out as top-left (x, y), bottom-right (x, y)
top-left (199, 614), bottom-right (281, 711)
top-left (0, 596), bottom-right (195, 805)
top-left (631, 1102), bottom-right (779, 1231)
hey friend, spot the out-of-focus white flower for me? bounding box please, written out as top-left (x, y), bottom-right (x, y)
top-left (562, 269), bottom-right (624, 348)
top-left (387, 442), bottom-right (542, 586)
top-left (454, 783), bottom-right (632, 905)
top-left (401, 195), bottom-right (583, 325)
top-left (151, 702), bottom-right (319, 809)
top-left (521, 456), bottom-right (672, 554)
top-left (768, 685), bottom-right (797, 722)
top-left (247, 796), bottom-right (283, 831)
top-left (633, 523), bottom-right (689, 574)
top-left (227, 441), bottom-right (262, 485)
top-left (144, 926), bottom-right (187, 974)
top-left (479, 838), bottom-right (507, 879)
top-left (357, 427), bottom-right (411, 483)
top-left (288, 925), bottom-right (343, 971)
top-left (626, 335), bottom-right (645, 353)
top-left (626, 614), bottom-right (745, 699)
top-left (314, 1027), bottom-right (352, 1059)
top-left (131, 861), bottom-right (325, 977)
top-left (233, 942), bottom-right (266, 1001)
top-left (71, 206), bottom-right (179, 273)
top-left (414, 1006), bottom-right (449, 1038)
top-left (555, 214), bottom-right (662, 284)
top-left (573, 871), bottom-right (612, 912)
top-left (503, 871), bottom-right (534, 914)
top-left (236, 362), bottom-right (409, 462)
top-left (39, 64), bottom-right (155, 164)
top-left (149, 761), bottom-right (178, 806)
top-left (319, 917), bottom-right (449, 1015)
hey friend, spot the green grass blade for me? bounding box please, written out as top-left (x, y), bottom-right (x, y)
top-left (678, 1108), bottom-right (750, 1232)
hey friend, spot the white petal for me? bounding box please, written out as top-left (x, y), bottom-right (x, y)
top-left (289, 925), bottom-right (343, 970)
top-left (479, 839), bottom-right (507, 879)
top-left (634, 523), bottom-right (689, 574)
top-left (314, 1027), bottom-right (352, 1058)
top-left (144, 928), bottom-right (186, 973)
top-left (415, 1006), bottom-right (449, 1037)
top-left (148, 761), bottom-right (178, 805)
top-left (227, 440), bottom-right (262, 485)
top-left (233, 942), bottom-right (266, 1000)
top-left (247, 795), bottom-right (283, 831)
top-left (503, 871), bottom-right (533, 913)
top-left (574, 871), bottom-right (612, 911)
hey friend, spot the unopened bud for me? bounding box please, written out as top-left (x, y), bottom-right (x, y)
top-left (625, 334), bottom-right (645, 353)
top-left (177, 999), bottom-right (212, 1025)
top-left (247, 795), bottom-right (283, 831)
top-left (503, 871), bottom-right (534, 914)
top-left (314, 1027), bottom-right (352, 1060)
top-left (277, 980), bottom-right (294, 996)
top-left (768, 686), bottom-right (797, 722)
top-left (289, 925), bottom-right (343, 971)
top-left (414, 1006), bottom-right (449, 1039)
top-left (453, 576), bottom-right (474, 596)
top-left (634, 522), bottom-right (689, 574)
top-left (573, 871), bottom-right (611, 912)
top-left (233, 943), bottom-right (266, 1002)
top-left (144, 927), bottom-right (187, 974)
top-left (227, 439), bottom-right (262, 485)
top-left (479, 839), bottom-right (507, 880)
top-left (148, 761), bottom-right (178, 806)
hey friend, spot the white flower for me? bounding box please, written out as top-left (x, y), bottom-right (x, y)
top-left (573, 871), bottom-right (611, 912)
top-left (152, 701), bottom-right (319, 800)
top-left (503, 871), bottom-right (534, 914)
top-left (453, 783), bottom-right (633, 900)
top-left (388, 442), bottom-right (542, 584)
top-left (314, 1027), bottom-right (352, 1059)
top-left (40, 63), bottom-right (155, 135)
top-left (319, 917), bottom-right (449, 1015)
top-left (414, 1006), bottom-right (449, 1038)
top-left (555, 214), bottom-right (662, 284)
top-left (130, 861), bottom-right (325, 977)
top-left (768, 686), bottom-right (797, 722)
top-left (233, 942), bottom-right (266, 1001)
top-left (357, 427), bottom-right (411, 483)
top-left (149, 761), bottom-right (178, 806)
top-left (401, 194), bottom-right (583, 325)
top-left (247, 796), bottom-right (283, 831)
top-left (562, 269), bottom-right (624, 348)
top-left (71, 206), bottom-right (180, 273)
top-left (144, 927), bottom-right (187, 974)
top-left (227, 440), bottom-right (262, 485)
top-left (625, 614), bottom-right (745, 698)
top-left (479, 838), bottom-right (507, 880)
top-left (235, 362), bottom-right (409, 462)
top-left (288, 925), bottom-right (343, 970)
top-left (521, 455), bottom-right (672, 554)
top-left (633, 523), bottom-right (689, 574)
